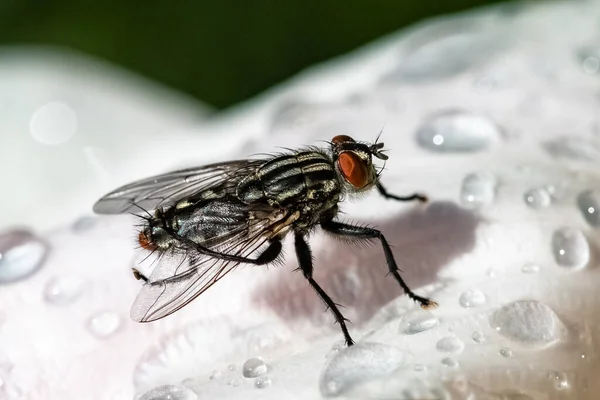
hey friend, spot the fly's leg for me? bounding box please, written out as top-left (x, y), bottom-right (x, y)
top-left (321, 220), bottom-right (438, 309)
top-left (376, 182), bottom-right (427, 203)
top-left (294, 232), bottom-right (355, 346)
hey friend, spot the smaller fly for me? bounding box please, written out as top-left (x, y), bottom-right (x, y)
top-left (94, 135), bottom-right (437, 346)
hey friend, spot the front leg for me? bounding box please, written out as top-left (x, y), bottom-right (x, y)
top-left (377, 182), bottom-right (427, 203)
top-left (321, 220), bottom-right (437, 309)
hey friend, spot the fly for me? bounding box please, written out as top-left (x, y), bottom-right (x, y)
top-left (93, 135), bottom-right (437, 346)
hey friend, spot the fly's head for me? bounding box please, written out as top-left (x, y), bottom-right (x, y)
top-left (136, 208), bottom-right (175, 252)
top-left (330, 134), bottom-right (387, 193)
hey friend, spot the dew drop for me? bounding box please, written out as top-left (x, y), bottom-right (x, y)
top-left (459, 289), bottom-right (487, 308)
top-left (0, 230), bottom-right (48, 283)
top-left (87, 311), bottom-right (122, 338)
top-left (441, 357), bottom-right (459, 368)
top-left (521, 263), bottom-right (540, 274)
top-left (227, 379), bottom-right (240, 387)
top-left (415, 110), bottom-right (501, 153)
top-left (139, 384), bottom-right (198, 400)
top-left (319, 342), bottom-right (411, 397)
top-left (582, 57), bottom-right (600, 74)
top-left (472, 331), bottom-right (485, 343)
top-left (398, 309), bottom-right (439, 334)
top-left (577, 190), bottom-right (600, 227)
top-left (523, 187), bottom-right (551, 209)
top-left (29, 102), bottom-right (77, 145)
top-left (551, 227), bottom-right (590, 269)
top-left (490, 300), bottom-right (564, 347)
top-left (547, 371), bottom-right (569, 391)
top-left (227, 364), bottom-right (237, 371)
top-left (436, 336), bottom-right (465, 354)
top-left (459, 172), bottom-right (497, 208)
top-left (254, 375), bottom-right (272, 389)
top-left (500, 347), bottom-right (513, 358)
top-left (209, 370), bottom-right (221, 380)
top-left (43, 276), bottom-right (84, 305)
top-left (242, 358), bottom-right (267, 378)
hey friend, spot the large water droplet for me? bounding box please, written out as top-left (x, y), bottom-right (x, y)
top-left (44, 276), bottom-right (84, 305)
top-left (523, 187), bottom-right (551, 209)
top-left (551, 228), bottom-right (589, 269)
top-left (490, 300), bottom-right (564, 347)
top-left (500, 347), bottom-right (513, 358)
top-left (415, 111), bottom-right (501, 153)
top-left (436, 337), bottom-right (465, 354)
top-left (459, 172), bottom-right (497, 208)
top-left (139, 384), bottom-right (198, 400)
top-left (0, 230), bottom-right (48, 283)
top-left (242, 358), bottom-right (267, 378)
top-left (398, 309), bottom-right (439, 334)
top-left (577, 190), bottom-right (600, 227)
top-left (87, 311), bottom-right (122, 338)
top-left (29, 102), bottom-right (77, 145)
top-left (472, 331), bottom-right (485, 343)
top-left (319, 342), bottom-right (411, 397)
top-left (254, 375), bottom-right (272, 389)
top-left (459, 289), bottom-right (487, 308)
top-left (440, 357), bottom-right (459, 368)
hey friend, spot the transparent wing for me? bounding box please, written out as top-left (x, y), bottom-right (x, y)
top-left (130, 212), bottom-right (285, 322)
top-left (93, 159), bottom-right (262, 215)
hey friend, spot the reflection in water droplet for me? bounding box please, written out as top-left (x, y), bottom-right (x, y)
top-left (547, 371), bottom-right (569, 391)
top-left (44, 276), bottom-right (84, 305)
top-left (472, 331), bottom-right (485, 343)
top-left (551, 228), bottom-right (590, 269)
top-left (436, 337), bottom-right (465, 354)
top-left (441, 357), bottom-right (459, 368)
top-left (29, 102), bottom-right (78, 145)
top-left (500, 347), bottom-right (513, 358)
top-left (415, 111), bottom-right (501, 153)
top-left (0, 230), bottom-right (48, 283)
top-left (319, 343), bottom-right (411, 397)
top-left (577, 190), bottom-right (600, 227)
top-left (242, 358), bottom-right (267, 378)
top-left (254, 375), bottom-right (272, 389)
top-left (583, 57), bottom-right (599, 74)
top-left (490, 300), bottom-right (564, 347)
top-left (523, 187), bottom-right (551, 209)
top-left (87, 311), bottom-right (122, 338)
top-left (521, 263), bottom-right (540, 274)
top-left (209, 370), bottom-right (221, 380)
top-left (398, 309), bottom-right (439, 334)
top-left (460, 173), bottom-right (496, 208)
top-left (459, 289), bottom-right (487, 308)
top-left (139, 384), bottom-right (198, 400)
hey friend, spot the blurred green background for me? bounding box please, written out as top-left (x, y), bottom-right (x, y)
top-left (1, 0), bottom-right (512, 109)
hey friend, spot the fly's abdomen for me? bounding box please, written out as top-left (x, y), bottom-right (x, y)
top-left (237, 151), bottom-right (339, 206)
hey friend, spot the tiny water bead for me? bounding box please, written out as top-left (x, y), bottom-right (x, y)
top-left (577, 190), bottom-right (600, 227)
top-left (227, 379), bottom-right (241, 387)
top-left (227, 364), bottom-right (237, 371)
top-left (398, 309), bottom-right (439, 334)
top-left (43, 276), bottom-right (84, 305)
top-left (242, 358), bottom-right (267, 378)
top-left (459, 172), bottom-right (497, 208)
top-left (209, 370), bottom-right (221, 380)
top-left (500, 347), bottom-right (513, 358)
top-left (415, 110), bottom-right (501, 153)
top-left (87, 311), bottom-right (122, 338)
top-left (29, 101), bottom-right (78, 145)
top-left (523, 187), bottom-right (551, 209)
top-left (547, 371), bottom-right (569, 391)
top-left (459, 289), bottom-right (487, 308)
top-left (582, 57), bottom-right (600, 74)
top-left (0, 230), bottom-right (48, 284)
top-left (551, 228), bottom-right (590, 269)
top-left (436, 337), bottom-right (465, 354)
top-left (441, 357), bottom-right (459, 368)
top-left (139, 384), bottom-right (198, 400)
top-left (521, 263), bottom-right (540, 274)
top-left (472, 331), bottom-right (485, 343)
top-left (254, 376), bottom-right (272, 389)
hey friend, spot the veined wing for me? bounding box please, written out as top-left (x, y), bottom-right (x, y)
top-left (93, 159), bottom-right (263, 215)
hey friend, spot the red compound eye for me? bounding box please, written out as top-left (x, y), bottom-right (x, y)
top-left (331, 135), bottom-right (355, 145)
top-left (338, 151), bottom-right (369, 188)
top-left (138, 230), bottom-right (157, 251)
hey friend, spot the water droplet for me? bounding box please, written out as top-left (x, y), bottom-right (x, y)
top-left (319, 342), bottom-right (411, 397)
top-left (547, 371), bottom-right (569, 391)
top-left (29, 102), bottom-right (77, 145)
top-left (139, 384), bottom-right (198, 400)
top-left (87, 311), bottom-right (122, 338)
top-left (209, 370), bottom-right (221, 380)
top-left (459, 289), bottom-right (487, 308)
top-left (415, 111), bottom-right (501, 153)
top-left (254, 375), bottom-right (272, 389)
top-left (43, 276), bottom-right (84, 305)
top-left (583, 57), bottom-right (600, 74)
top-left (500, 347), bottom-right (513, 358)
top-left (227, 364), bottom-right (237, 371)
top-left (459, 172), bottom-right (497, 208)
top-left (521, 263), bottom-right (540, 274)
top-left (490, 300), bottom-right (564, 347)
top-left (227, 379), bottom-right (240, 387)
top-left (577, 190), bottom-right (600, 227)
top-left (242, 358), bottom-right (267, 378)
top-left (413, 364), bottom-right (427, 372)
top-left (523, 187), bottom-right (551, 209)
top-left (436, 336), bottom-right (465, 354)
top-left (0, 230), bottom-right (48, 283)
top-left (472, 331), bottom-right (485, 343)
top-left (551, 228), bottom-right (590, 269)
top-left (398, 309), bottom-right (439, 334)
top-left (441, 357), bottom-right (459, 368)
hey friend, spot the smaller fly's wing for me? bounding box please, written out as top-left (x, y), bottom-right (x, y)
top-left (93, 160), bottom-right (262, 215)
